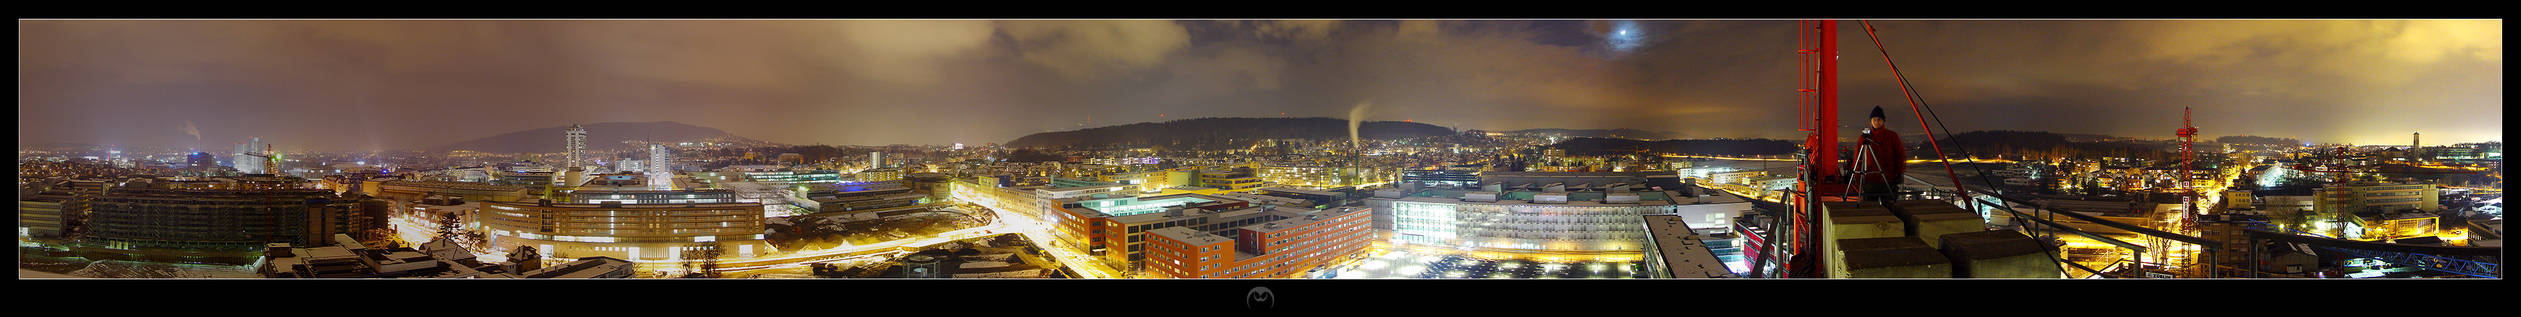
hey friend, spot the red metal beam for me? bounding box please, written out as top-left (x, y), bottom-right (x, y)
top-left (1860, 20), bottom-right (1974, 213)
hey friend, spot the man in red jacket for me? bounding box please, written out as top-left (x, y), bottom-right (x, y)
top-left (1857, 106), bottom-right (1906, 201)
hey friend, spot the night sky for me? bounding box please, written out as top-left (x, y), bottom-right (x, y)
top-left (17, 20), bottom-right (2502, 152)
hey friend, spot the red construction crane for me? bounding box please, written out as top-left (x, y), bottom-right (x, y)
top-left (2177, 107), bottom-right (2199, 234)
top-left (1757, 20), bottom-right (1974, 278)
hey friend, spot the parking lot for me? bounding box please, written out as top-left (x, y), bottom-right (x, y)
top-left (1329, 248), bottom-right (1646, 279)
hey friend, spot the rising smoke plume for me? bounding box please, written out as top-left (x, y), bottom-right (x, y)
top-left (1347, 101), bottom-right (1372, 149)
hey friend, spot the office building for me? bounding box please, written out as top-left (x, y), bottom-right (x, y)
top-left (856, 168), bottom-right (903, 182)
top-left (2315, 183), bottom-right (2441, 214)
top-left (741, 169), bottom-right (844, 184)
top-left (565, 124), bottom-right (587, 171)
top-left (1145, 206), bottom-right (1374, 279)
top-left (494, 170), bottom-right (557, 189)
top-left (1196, 167), bottom-right (1263, 192)
top-left (18, 192), bottom-right (78, 238)
top-left (646, 144), bottom-right (673, 190)
top-left (478, 199), bottom-right (771, 261)
top-left (1101, 203), bottom-right (1336, 274)
top-left (232, 137), bottom-right (273, 174)
top-left (1400, 165), bottom-right (1482, 187)
top-left (569, 189), bottom-right (740, 204)
top-left (1256, 165), bottom-right (1357, 188)
top-left (85, 188), bottom-right (374, 252)
top-left (186, 151), bottom-right (217, 169)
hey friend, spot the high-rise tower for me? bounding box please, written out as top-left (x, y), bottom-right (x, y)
top-left (233, 137), bottom-right (266, 174)
top-left (565, 124), bottom-right (588, 170)
top-left (647, 143), bottom-right (673, 190)
top-left (2412, 132), bottom-right (2422, 159)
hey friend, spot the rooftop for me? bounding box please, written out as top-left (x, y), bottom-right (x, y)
top-left (1148, 227), bottom-right (1232, 246)
top-left (1642, 214), bottom-right (1738, 278)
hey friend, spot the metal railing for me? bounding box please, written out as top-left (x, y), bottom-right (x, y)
top-left (1909, 179), bottom-right (2224, 278)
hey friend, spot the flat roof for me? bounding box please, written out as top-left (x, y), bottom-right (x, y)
top-left (1110, 206), bottom-right (1268, 225)
top-left (1641, 214), bottom-right (1738, 278)
top-left (1238, 207), bottom-right (1359, 233)
top-left (1147, 227), bottom-right (1232, 246)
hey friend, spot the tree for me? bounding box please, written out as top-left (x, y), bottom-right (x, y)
top-left (434, 212), bottom-right (465, 244)
top-left (680, 242), bottom-right (724, 278)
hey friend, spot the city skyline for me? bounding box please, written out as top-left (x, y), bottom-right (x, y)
top-left (18, 18), bottom-right (2505, 282)
top-left (18, 20), bottom-right (2503, 151)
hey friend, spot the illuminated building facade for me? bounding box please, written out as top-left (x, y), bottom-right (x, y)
top-left (2343, 210), bottom-right (2441, 242)
top-left (741, 170), bottom-right (843, 184)
top-left (478, 200), bottom-right (771, 262)
top-left (1145, 206), bottom-right (1374, 279)
top-left (857, 168), bottom-right (903, 182)
top-left (1256, 165), bottom-right (1359, 188)
top-left (1196, 167), bottom-right (1263, 192)
top-left (568, 189), bottom-right (739, 204)
top-left (186, 151), bottom-right (217, 169)
top-left (565, 124), bottom-right (587, 171)
top-left (18, 192), bottom-right (77, 238)
top-left (1400, 165), bottom-right (1481, 187)
top-left (495, 170), bottom-right (557, 189)
top-left (646, 144), bottom-right (673, 190)
top-left (233, 137), bottom-right (272, 174)
top-left (2315, 183), bottom-right (2440, 215)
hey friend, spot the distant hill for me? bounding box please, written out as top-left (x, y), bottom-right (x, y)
top-left (1004, 117), bottom-right (1456, 149)
top-left (1937, 130), bottom-right (2170, 159)
top-left (432, 121), bottom-right (773, 153)
top-left (2216, 135), bottom-right (2302, 146)
top-left (2057, 133), bottom-right (2122, 142)
top-left (1548, 137), bottom-right (1798, 156)
top-left (1507, 128), bottom-right (1678, 140)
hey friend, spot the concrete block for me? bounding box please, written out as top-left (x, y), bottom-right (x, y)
top-left (1938, 230), bottom-right (2063, 278)
top-left (1834, 237), bottom-right (1950, 278)
top-left (1822, 202), bottom-right (1903, 274)
top-left (1888, 200), bottom-right (1986, 249)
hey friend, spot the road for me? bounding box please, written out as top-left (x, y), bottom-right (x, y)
top-left (955, 202), bottom-right (1123, 279)
top-left (709, 217), bottom-right (1008, 275)
top-left (715, 202), bottom-right (1123, 278)
top-left (389, 194), bottom-right (1125, 278)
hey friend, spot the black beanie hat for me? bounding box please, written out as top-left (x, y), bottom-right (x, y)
top-left (1869, 106), bottom-right (1886, 120)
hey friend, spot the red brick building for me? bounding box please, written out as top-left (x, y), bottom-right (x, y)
top-left (1145, 206), bottom-right (1373, 279)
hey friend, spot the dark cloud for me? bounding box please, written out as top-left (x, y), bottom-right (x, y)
top-left (17, 20), bottom-right (2500, 152)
